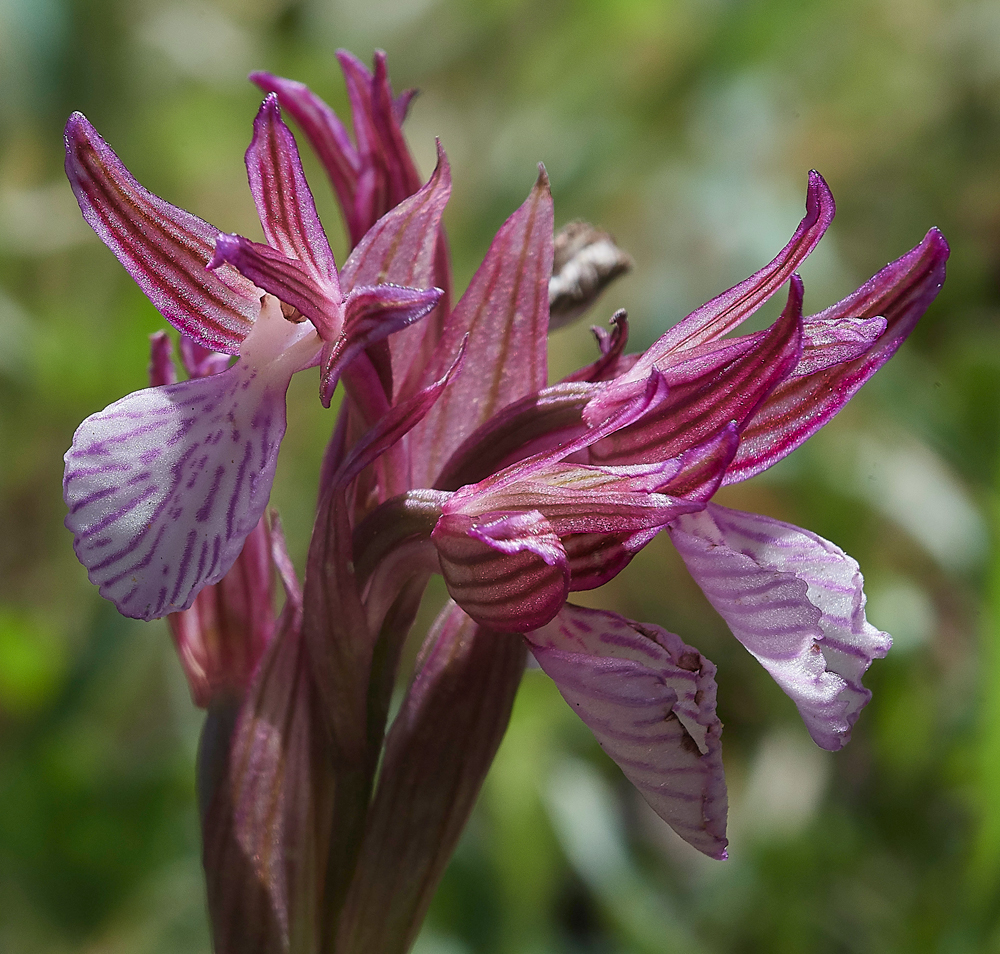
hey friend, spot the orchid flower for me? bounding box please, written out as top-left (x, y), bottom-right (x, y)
top-left (61, 49), bottom-right (948, 953)
top-left (62, 95), bottom-right (441, 622)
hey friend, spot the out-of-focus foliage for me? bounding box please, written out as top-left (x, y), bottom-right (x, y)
top-left (1, 0), bottom-right (998, 951)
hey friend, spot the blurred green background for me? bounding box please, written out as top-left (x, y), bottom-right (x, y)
top-left (2, 0), bottom-right (999, 950)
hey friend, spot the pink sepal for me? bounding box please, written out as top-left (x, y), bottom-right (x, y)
top-left (589, 275), bottom-right (805, 465)
top-left (246, 94), bottom-right (339, 288)
top-left (632, 170), bottom-right (834, 370)
top-left (321, 284), bottom-right (443, 407)
top-left (249, 71), bottom-right (361, 242)
top-left (410, 167), bottom-right (554, 487)
top-left (64, 112), bottom-right (258, 354)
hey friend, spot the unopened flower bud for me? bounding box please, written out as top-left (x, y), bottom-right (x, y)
top-left (548, 221), bottom-right (633, 329)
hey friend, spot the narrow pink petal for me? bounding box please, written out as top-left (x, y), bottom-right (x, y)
top-left (63, 301), bottom-right (307, 620)
top-left (339, 142), bottom-right (451, 292)
top-left (249, 71), bottom-right (362, 241)
top-left (590, 277), bottom-right (805, 466)
top-left (336, 50), bottom-right (423, 233)
top-left (451, 459), bottom-right (702, 538)
top-left (337, 603), bottom-right (525, 954)
top-left (634, 171), bottom-right (834, 368)
top-left (432, 510), bottom-right (569, 632)
top-left (337, 338), bottom-right (467, 489)
top-left (321, 284), bottom-right (443, 406)
top-left (670, 504), bottom-right (891, 751)
top-left (725, 229), bottom-right (950, 483)
top-left (336, 50), bottom-right (378, 158)
top-left (64, 113), bottom-right (258, 353)
top-left (411, 167), bottom-right (555, 487)
top-left (527, 604), bottom-right (728, 859)
top-left (245, 94), bottom-right (339, 291)
top-left (793, 315), bottom-right (887, 376)
top-left (370, 51), bottom-right (424, 211)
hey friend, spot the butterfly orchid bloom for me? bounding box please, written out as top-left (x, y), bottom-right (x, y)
top-left (62, 50), bottom-right (948, 954)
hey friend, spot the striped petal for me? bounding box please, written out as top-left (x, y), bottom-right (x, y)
top-left (64, 297), bottom-right (318, 620)
top-left (628, 170), bottom-right (834, 373)
top-left (246, 95), bottom-right (340, 299)
top-left (336, 49), bottom-right (423, 236)
top-left (340, 142), bottom-right (452, 395)
top-left (589, 276), bottom-right (804, 466)
top-left (321, 284), bottom-right (443, 407)
top-left (209, 233), bottom-right (343, 335)
top-left (670, 504), bottom-right (891, 751)
top-left (64, 112), bottom-right (258, 354)
top-left (527, 604), bottom-right (728, 859)
top-left (432, 510), bottom-right (569, 632)
top-left (249, 72), bottom-right (362, 245)
top-left (725, 229), bottom-right (950, 483)
top-left (340, 141), bottom-right (451, 293)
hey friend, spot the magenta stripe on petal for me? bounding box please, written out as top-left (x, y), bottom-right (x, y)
top-left (250, 71), bottom-right (362, 244)
top-left (433, 510), bottom-right (569, 632)
top-left (528, 604), bottom-right (728, 859)
top-left (670, 504), bottom-right (890, 750)
top-left (590, 277), bottom-right (804, 466)
top-left (210, 233), bottom-right (343, 339)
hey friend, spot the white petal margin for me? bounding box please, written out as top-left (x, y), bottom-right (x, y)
top-left (526, 604), bottom-right (728, 860)
top-left (64, 297), bottom-right (320, 620)
top-left (669, 504), bottom-right (891, 751)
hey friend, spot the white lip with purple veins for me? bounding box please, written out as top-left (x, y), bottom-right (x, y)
top-left (64, 296), bottom-right (320, 620)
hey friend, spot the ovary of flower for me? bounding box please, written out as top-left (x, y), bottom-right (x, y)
top-left (63, 296), bottom-right (321, 621)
